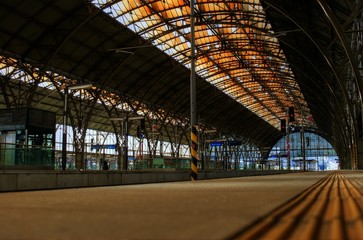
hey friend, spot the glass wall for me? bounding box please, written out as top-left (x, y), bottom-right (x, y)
top-left (203, 143), bottom-right (261, 170)
top-left (268, 132), bottom-right (339, 171)
top-left (53, 125), bottom-right (264, 171)
top-left (54, 124), bottom-right (190, 170)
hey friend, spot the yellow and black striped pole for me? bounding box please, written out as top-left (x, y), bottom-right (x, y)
top-left (190, 0), bottom-right (197, 180)
top-left (191, 125), bottom-right (198, 180)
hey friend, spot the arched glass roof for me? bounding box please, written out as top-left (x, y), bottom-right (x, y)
top-left (93, 0), bottom-right (313, 129)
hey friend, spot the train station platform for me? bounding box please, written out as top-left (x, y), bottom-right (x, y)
top-left (0, 171), bottom-right (361, 239)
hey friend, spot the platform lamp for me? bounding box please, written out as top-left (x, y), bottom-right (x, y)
top-left (62, 83), bottom-right (93, 171)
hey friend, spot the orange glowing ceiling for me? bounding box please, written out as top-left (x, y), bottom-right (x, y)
top-left (93, 0), bottom-right (314, 128)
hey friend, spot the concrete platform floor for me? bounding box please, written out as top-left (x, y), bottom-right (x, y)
top-left (0, 171), bottom-right (350, 240)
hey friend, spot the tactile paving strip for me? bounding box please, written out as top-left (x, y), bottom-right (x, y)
top-left (229, 172), bottom-right (363, 240)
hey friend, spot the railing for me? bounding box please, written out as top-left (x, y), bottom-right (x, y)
top-left (0, 142), bottom-right (302, 171)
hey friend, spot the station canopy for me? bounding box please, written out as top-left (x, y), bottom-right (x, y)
top-left (93, 0), bottom-right (310, 128)
top-left (0, 0), bottom-right (358, 149)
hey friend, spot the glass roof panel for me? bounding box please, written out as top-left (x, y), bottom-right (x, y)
top-left (93, 0), bottom-right (314, 129)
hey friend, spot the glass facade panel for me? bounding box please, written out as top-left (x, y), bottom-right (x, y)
top-left (268, 132), bottom-right (339, 171)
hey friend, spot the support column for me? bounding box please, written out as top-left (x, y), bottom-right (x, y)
top-left (123, 120), bottom-right (129, 171)
top-left (357, 140), bottom-right (363, 169)
top-left (62, 87), bottom-right (68, 170)
top-left (190, 0), bottom-right (198, 180)
top-left (287, 128), bottom-right (291, 170)
top-left (301, 126), bottom-right (306, 171)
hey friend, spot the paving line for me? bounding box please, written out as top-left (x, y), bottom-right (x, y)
top-left (340, 175), bottom-right (363, 239)
top-left (229, 173), bottom-right (334, 240)
top-left (230, 172), bottom-right (363, 240)
top-left (320, 175), bottom-right (344, 240)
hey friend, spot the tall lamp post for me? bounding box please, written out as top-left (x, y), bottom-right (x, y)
top-left (62, 84), bottom-right (93, 171)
